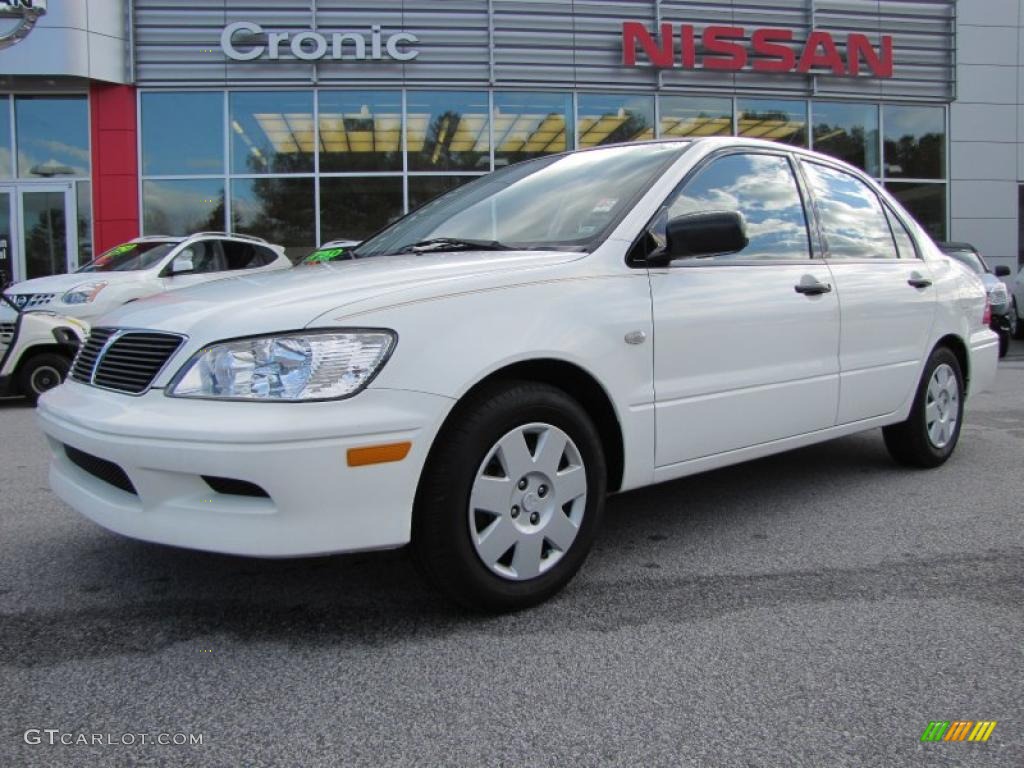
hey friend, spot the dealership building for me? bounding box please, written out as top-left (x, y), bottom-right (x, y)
top-left (1, 0), bottom-right (1023, 278)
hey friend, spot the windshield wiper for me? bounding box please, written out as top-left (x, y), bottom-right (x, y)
top-left (398, 237), bottom-right (513, 254)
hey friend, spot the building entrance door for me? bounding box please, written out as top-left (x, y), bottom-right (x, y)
top-left (15, 184), bottom-right (77, 283)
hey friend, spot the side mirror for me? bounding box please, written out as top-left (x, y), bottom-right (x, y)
top-left (664, 211), bottom-right (749, 261)
top-left (994, 265), bottom-right (1011, 278)
top-left (169, 253), bottom-right (194, 276)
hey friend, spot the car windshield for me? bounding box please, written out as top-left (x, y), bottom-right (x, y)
top-left (77, 242), bottom-right (178, 273)
top-left (353, 142), bottom-right (690, 258)
top-left (943, 248), bottom-right (987, 275)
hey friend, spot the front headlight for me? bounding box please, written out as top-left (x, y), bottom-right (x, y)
top-left (61, 281), bottom-right (108, 304)
top-left (989, 284), bottom-right (1009, 306)
top-left (167, 329), bottom-right (396, 401)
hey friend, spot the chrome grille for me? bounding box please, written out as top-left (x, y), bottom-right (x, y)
top-left (9, 292), bottom-right (55, 309)
top-left (70, 328), bottom-right (184, 394)
top-left (0, 321), bottom-right (14, 350)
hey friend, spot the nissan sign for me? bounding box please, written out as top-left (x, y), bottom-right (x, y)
top-left (221, 21), bottom-right (419, 62)
top-left (0, 0), bottom-right (46, 50)
top-left (623, 22), bottom-right (893, 78)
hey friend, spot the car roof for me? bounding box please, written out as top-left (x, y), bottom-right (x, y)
top-left (936, 241), bottom-right (978, 252)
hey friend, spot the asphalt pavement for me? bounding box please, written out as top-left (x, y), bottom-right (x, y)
top-left (1, 348), bottom-right (1022, 767)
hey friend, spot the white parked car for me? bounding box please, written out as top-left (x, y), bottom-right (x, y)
top-left (36, 138), bottom-right (999, 611)
top-left (3, 232), bottom-right (290, 321)
top-left (1009, 264), bottom-right (1024, 339)
top-left (0, 297), bottom-right (87, 402)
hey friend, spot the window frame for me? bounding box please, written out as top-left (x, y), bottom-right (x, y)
top-left (628, 146), bottom-right (821, 268)
top-left (796, 156), bottom-right (911, 263)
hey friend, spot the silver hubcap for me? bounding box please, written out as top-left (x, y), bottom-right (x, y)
top-left (925, 363), bottom-right (959, 449)
top-left (30, 365), bottom-right (62, 395)
top-left (468, 422), bottom-right (587, 581)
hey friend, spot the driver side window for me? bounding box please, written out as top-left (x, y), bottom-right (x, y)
top-left (659, 153), bottom-right (812, 262)
top-left (171, 241), bottom-right (227, 275)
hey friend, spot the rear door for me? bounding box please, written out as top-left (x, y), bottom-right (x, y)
top-left (799, 160), bottom-right (937, 423)
top-left (649, 150), bottom-right (840, 469)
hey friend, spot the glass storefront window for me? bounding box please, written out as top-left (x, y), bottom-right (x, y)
top-left (737, 98), bottom-right (807, 147)
top-left (883, 105), bottom-right (945, 179)
top-left (76, 181), bottom-right (92, 268)
top-left (812, 102), bottom-right (879, 177)
top-left (885, 182), bottom-right (946, 241)
top-left (230, 91), bottom-right (314, 175)
top-left (15, 96), bottom-right (90, 178)
top-left (407, 91), bottom-right (490, 172)
top-left (659, 96), bottom-right (731, 138)
top-left (143, 179), bottom-right (225, 236)
top-left (142, 92), bottom-right (225, 176)
top-left (493, 92), bottom-right (571, 166)
top-left (577, 93), bottom-right (654, 148)
top-left (231, 177), bottom-right (314, 261)
top-left (320, 177), bottom-right (403, 243)
top-left (318, 91), bottom-right (402, 173)
top-left (407, 175), bottom-right (480, 211)
top-left (0, 96), bottom-right (11, 177)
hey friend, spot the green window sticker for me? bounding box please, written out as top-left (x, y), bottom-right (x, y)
top-left (305, 248), bottom-right (346, 263)
top-left (107, 243), bottom-right (138, 256)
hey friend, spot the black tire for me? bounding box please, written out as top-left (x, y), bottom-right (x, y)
top-left (882, 346), bottom-right (965, 469)
top-left (412, 380), bottom-right (607, 612)
top-left (998, 329), bottom-right (1009, 359)
top-left (1011, 301), bottom-right (1023, 340)
top-left (17, 352), bottom-right (71, 404)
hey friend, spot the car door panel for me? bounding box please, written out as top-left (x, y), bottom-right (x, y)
top-left (800, 160), bottom-right (937, 424)
top-left (649, 151), bottom-right (840, 468)
top-left (828, 261), bottom-right (936, 422)
top-left (651, 263), bottom-right (839, 465)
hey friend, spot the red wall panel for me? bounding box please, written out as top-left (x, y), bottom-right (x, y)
top-left (90, 83), bottom-right (139, 254)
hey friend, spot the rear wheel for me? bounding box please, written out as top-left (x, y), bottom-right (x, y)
top-left (883, 347), bottom-right (964, 468)
top-left (998, 329), bottom-right (1009, 358)
top-left (17, 352), bottom-right (71, 404)
top-left (412, 381), bottom-right (606, 612)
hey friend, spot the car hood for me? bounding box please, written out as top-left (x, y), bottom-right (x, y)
top-left (96, 250), bottom-right (584, 338)
top-left (4, 271), bottom-right (150, 297)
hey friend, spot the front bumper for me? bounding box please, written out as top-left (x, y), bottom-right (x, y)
top-left (36, 381), bottom-right (453, 557)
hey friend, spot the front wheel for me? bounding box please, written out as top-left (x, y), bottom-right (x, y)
top-left (882, 347), bottom-right (965, 468)
top-left (17, 352), bottom-right (71, 404)
top-left (998, 328), bottom-right (1009, 358)
top-left (412, 381), bottom-right (607, 612)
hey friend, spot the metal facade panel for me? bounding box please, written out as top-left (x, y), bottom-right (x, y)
top-left (133, 0), bottom-right (955, 101)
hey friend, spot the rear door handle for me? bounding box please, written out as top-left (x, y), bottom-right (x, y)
top-left (908, 277), bottom-right (932, 289)
top-left (794, 279), bottom-right (832, 296)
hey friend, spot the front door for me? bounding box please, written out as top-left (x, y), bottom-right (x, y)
top-left (17, 184), bottom-right (77, 282)
top-left (650, 151), bottom-right (841, 470)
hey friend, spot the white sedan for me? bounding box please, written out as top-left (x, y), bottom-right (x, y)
top-left (36, 138), bottom-right (998, 611)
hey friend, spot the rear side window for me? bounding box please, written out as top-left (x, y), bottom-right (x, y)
top-left (664, 153), bottom-right (811, 260)
top-left (222, 241), bottom-right (278, 270)
top-left (802, 161), bottom-right (898, 260)
top-left (885, 207), bottom-right (918, 259)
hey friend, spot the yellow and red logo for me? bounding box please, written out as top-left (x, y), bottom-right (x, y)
top-left (921, 721), bottom-right (997, 742)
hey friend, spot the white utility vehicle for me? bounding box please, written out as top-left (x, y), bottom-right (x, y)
top-left (37, 139), bottom-right (999, 611)
top-left (4, 232), bottom-right (290, 320)
top-left (0, 296), bottom-right (87, 403)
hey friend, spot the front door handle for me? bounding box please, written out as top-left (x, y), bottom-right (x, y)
top-left (908, 277), bottom-right (932, 289)
top-left (794, 278), bottom-right (832, 296)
